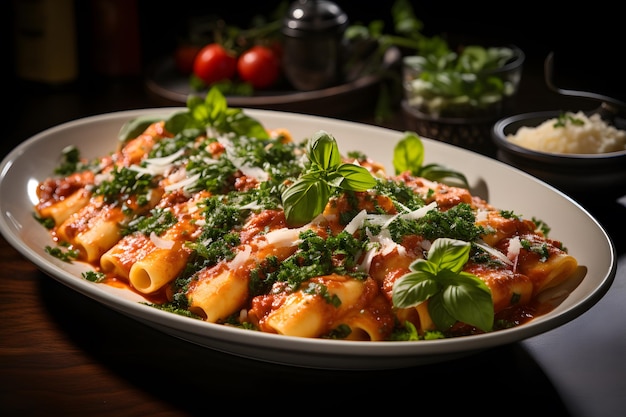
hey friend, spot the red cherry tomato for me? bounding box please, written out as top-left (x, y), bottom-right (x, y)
top-left (192, 43), bottom-right (237, 85)
top-left (174, 44), bottom-right (201, 75)
top-left (237, 45), bottom-right (281, 90)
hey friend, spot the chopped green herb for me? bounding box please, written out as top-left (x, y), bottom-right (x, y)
top-left (83, 270), bottom-right (105, 282)
top-left (45, 244), bottom-right (79, 262)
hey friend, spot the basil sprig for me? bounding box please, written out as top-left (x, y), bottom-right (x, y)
top-left (165, 87), bottom-right (269, 139)
top-left (392, 238), bottom-right (494, 332)
top-left (281, 130), bottom-right (377, 227)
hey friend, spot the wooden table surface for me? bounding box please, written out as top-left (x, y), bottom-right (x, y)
top-left (2, 64), bottom-right (625, 417)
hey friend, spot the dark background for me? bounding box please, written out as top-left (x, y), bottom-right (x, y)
top-left (4, 0), bottom-right (624, 99)
top-left (2, 0), bottom-right (624, 158)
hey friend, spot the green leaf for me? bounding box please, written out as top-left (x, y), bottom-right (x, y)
top-left (426, 238), bottom-right (470, 274)
top-left (428, 292), bottom-right (458, 330)
top-left (281, 177), bottom-right (330, 227)
top-left (308, 131), bottom-right (342, 170)
top-left (440, 273), bottom-right (494, 332)
top-left (205, 86), bottom-right (228, 119)
top-left (393, 132), bottom-right (424, 175)
top-left (409, 258), bottom-right (438, 275)
top-left (391, 237), bottom-right (494, 333)
top-left (164, 111), bottom-right (201, 135)
top-left (391, 271), bottom-right (439, 308)
top-left (457, 45), bottom-right (488, 73)
top-left (335, 163), bottom-right (377, 191)
top-left (418, 163), bottom-right (469, 189)
top-left (118, 115), bottom-right (166, 143)
top-left (280, 131), bottom-right (376, 227)
top-left (224, 108), bottom-right (269, 139)
top-left (188, 95), bottom-right (212, 124)
top-left (391, 133), bottom-right (470, 189)
top-left (164, 87), bottom-right (268, 139)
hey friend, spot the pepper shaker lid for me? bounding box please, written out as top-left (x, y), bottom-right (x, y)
top-left (282, 0), bottom-right (348, 37)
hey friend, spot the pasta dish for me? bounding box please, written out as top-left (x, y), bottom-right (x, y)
top-left (33, 89), bottom-right (580, 341)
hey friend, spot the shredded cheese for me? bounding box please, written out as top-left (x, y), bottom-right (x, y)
top-left (150, 232), bottom-right (175, 250)
top-left (507, 111), bottom-right (626, 154)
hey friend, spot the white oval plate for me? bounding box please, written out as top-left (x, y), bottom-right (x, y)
top-left (0, 108), bottom-right (616, 370)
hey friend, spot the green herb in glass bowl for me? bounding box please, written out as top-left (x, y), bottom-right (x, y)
top-left (403, 44), bottom-right (525, 119)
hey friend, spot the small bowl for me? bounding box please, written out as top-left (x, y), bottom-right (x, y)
top-left (491, 110), bottom-right (626, 201)
top-left (402, 45), bottom-right (524, 153)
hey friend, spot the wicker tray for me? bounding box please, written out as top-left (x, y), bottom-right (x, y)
top-left (401, 100), bottom-right (499, 156)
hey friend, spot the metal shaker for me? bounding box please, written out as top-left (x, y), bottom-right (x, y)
top-left (281, 0), bottom-right (348, 91)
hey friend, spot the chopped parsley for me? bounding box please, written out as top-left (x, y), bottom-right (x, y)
top-left (413, 202), bottom-right (485, 242)
top-left (45, 244), bottom-right (79, 262)
top-left (94, 166), bottom-right (156, 211)
top-left (253, 229), bottom-right (368, 295)
top-left (83, 270), bottom-right (105, 282)
top-left (122, 207), bottom-right (177, 236)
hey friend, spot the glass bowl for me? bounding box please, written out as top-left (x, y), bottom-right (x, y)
top-left (402, 44), bottom-right (524, 153)
top-left (402, 45), bottom-right (525, 120)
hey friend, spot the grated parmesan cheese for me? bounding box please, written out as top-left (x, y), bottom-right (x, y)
top-left (263, 227), bottom-right (304, 247)
top-left (231, 245), bottom-right (252, 270)
top-left (150, 232), bottom-right (175, 250)
top-left (506, 111), bottom-right (626, 154)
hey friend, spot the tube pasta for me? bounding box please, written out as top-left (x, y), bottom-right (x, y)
top-left (100, 233), bottom-right (152, 280)
top-left (517, 249), bottom-right (579, 295)
top-left (36, 171), bottom-right (95, 225)
top-left (37, 188), bottom-right (92, 225)
top-left (101, 191), bottom-right (208, 292)
top-left (496, 233), bottom-right (579, 296)
top-left (251, 275), bottom-right (383, 338)
top-left (336, 294), bottom-right (395, 341)
top-left (129, 239), bottom-right (191, 293)
top-left (476, 210), bottom-right (536, 247)
top-left (119, 121), bottom-right (170, 166)
top-left (187, 262), bottom-right (250, 323)
top-left (465, 264), bottom-right (533, 313)
top-left (55, 196), bottom-right (126, 263)
top-left (73, 208), bottom-right (126, 263)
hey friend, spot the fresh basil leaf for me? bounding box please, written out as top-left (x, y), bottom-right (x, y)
top-left (308, 131), bottom-right (342, 170)
top-left (118, 115), bottom-right (165, 143)
top-left (281, 131), bottom-right (377, 227)
top-left (335, 163), bottom-right (377, 191)
top-left (426, 238), bottom-right (470, 274)
top-left (440, 273), bottom-right (494, 332)
top-left (418, 163), bottom-right (469, 189)
top-left (165, 111), bottom-right (200, 134)
top-left (391, 237), bottom-right (494, 332)
top-left (165, 87), bottom-right (268, 139)
top-left (224, 108), bottom-right (269, 139)
top-left (409, 258), bottom-right (438, 275)
top-left (205, 86), bottom-right (228, 119)
top-left (428, 292), bottom-right (458, 330)
top-left (188, 95), bottom-right (211, 123)
top-left (281, 177), bottom-right (330, 227)
top-left (391, 271), bottom-right (438, 308)
top-left (393, 132), bottom-right (424, 175)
